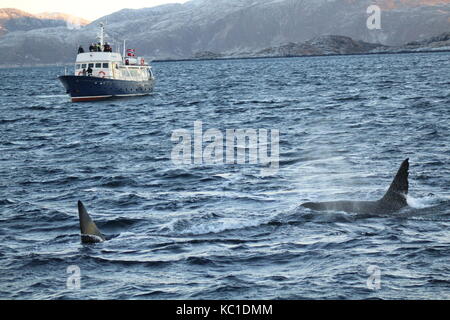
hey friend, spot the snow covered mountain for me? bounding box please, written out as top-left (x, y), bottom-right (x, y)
top-left (0, 0), bottom-right (449, 66)
top-left (35, 12), bottom-right (90, 29)
top-left (0, 8), bottom-right (89, 36)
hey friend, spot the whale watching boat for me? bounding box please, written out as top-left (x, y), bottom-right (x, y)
top-left (59, 23), bottom-right (155, 102)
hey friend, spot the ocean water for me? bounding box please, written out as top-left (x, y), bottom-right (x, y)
top-left (0, 53), bottom-right (449, 300)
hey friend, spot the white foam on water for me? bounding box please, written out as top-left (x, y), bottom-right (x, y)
top-left (36, 95), bottom-right (68, 98)
top-left (182, 218), bottom-right (264, 235)
top-left (406, 194), bottom-right (439, 209)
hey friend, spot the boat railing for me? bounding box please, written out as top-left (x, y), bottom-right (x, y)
top-left (75, 73), bottom-right (114, 79)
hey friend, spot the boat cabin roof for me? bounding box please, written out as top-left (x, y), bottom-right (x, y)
top-left (76, 52), bottom-right (122, 63)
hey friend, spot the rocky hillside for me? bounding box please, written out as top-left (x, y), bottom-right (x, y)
top-left (35, 12), bottom-right (90, 29)
top-left (0, 0), bottom-right (449, 66)
top-left (0, 8), bottom-right (89, 36)
top-left (0, 8), bottom-right (63, 36)
top-left (191, 32), bottom-right (450, 60)
top-left (402, 32), bottom-right (450, 50)
top-left (249, 35), bottom-right (389, 58)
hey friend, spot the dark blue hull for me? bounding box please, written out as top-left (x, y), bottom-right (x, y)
top-left (59, 75), bottom-right (155, 102)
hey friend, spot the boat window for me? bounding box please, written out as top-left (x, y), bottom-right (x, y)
top-left (76, 64), bottom-right (81, 69)
top-left (95, 63), bottom-right (102, 68)
top-left (88, 63), bottom-right (94, 68)
top-left (81, 64), bottom-right (87, 69)
top-left (103, 63), bottom-right (109, 68)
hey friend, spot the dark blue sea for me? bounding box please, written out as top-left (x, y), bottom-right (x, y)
top-left (0, 53), bottom-right (449, 300)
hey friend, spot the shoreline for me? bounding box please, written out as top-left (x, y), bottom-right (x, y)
top-left (152, 48), bottom-right (450, 63)
top-left (0, 48), bottom-right (449, 69)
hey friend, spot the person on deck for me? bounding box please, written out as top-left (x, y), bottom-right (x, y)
top-left (87, 66), bottom-right (93, 76)
top-left (104, 43), bottom-right (112, 52)
top-left (89, 43), bottom-right (95, 52)
top-left (97, 43), bottom-right (102, 52)
top-left (78, 46), bottom-right (84, 54)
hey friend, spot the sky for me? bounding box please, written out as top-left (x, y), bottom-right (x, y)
top-left (0, 0), bottom-right (190, 21)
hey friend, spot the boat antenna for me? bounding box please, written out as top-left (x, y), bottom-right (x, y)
top-left (98, 22), bottom-right (105, 46)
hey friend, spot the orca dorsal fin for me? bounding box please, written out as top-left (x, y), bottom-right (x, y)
top-left (380, 158), bottom-right (409, 207)
top-left (78, 201), bottom-right (106, 243)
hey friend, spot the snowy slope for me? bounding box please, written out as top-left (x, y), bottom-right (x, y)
top-left (1, 0), bottom-right (450, 65)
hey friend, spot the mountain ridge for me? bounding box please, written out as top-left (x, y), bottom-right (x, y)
top-left (0, 0), bottom-right (449, 66)
top-left (0, 8), bottom-right (90, 36)
top-left (191, 33), bottom-right (450, 61)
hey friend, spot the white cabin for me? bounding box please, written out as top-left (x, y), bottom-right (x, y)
top-left (75, 52), bottom-right (154, 82)
top-left (74, 24), bottom-right (154, 82)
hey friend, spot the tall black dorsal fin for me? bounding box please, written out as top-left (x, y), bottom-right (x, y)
top-left (380, 158), bottom-right (409, 207)
top-left (78, 201), bottom-right (106, 243)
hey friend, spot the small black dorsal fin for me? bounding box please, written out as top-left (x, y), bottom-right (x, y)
top-left (78, 201), bottom-right (106, 243)
top-left (380, 158), bottom-right (409, 206)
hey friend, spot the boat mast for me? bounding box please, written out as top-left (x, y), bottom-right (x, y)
top-left (98, 22), bottom-right (105, 46)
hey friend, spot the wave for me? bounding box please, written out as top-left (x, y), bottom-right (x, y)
top-left (88, 255), bottom-right (176, 268)
top-left (0, 199), bottom-right (15, 205)
top-left (185, 256), bottom-right (216, 266)
top-left (155, 169), bottom-right (203, 180)
top-left (180, 218), bottom-right (266, 236)
top-left (99, 176), bottom-right (138, 188)
top-left (0, 118), bottom-right (26, 124)
top-left (35, 95), bottom-right (68, 99)
top-left (98, 217), bottom-right (144, 231)
top-left (407, 194), bottom-right (441, 209)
